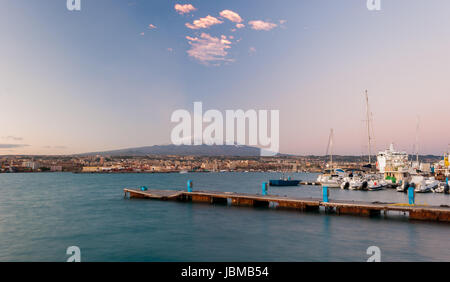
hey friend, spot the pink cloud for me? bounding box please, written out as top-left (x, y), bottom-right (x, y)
top-left (174, 4), bottom-right (196, 14)
top-left (148, 24), bottom-right (157, 29)
top-left (248, 20), bottom-right (277, 31)
top-left (219, 10), bottom-right (243, 23)
top-left (185, 15), bottom-right (223, 30)
top-left (236, 23), bottom-right (245, 29)
top-left (186, 33), bottom-right (233, 65)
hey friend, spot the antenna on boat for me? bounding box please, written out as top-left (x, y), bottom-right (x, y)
top-left (365, 90), bottom-right (372, 165)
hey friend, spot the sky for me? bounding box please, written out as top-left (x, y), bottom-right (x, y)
top-left (1, 0), bottom-right (450, 156)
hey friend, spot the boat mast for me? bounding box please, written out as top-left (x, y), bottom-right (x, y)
top-left (415, 116), bottom-right (420, 164)
top-left (326, 128), bottom-right (334, 169)
top-left (365, 90), bottom-right (372, 164)
top-left (330, 129), bottom-right (333, 169)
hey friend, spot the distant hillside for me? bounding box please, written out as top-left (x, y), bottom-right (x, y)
top-left (80, 144), bottom-right (266, 157)
top-left (77, 145), bottom-right (444, 160)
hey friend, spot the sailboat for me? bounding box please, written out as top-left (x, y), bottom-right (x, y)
top-left (317, 129), bottom-right (346, 187)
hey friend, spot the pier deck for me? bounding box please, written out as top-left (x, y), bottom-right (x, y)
top-left (124, 188), bottom-right (450, 223)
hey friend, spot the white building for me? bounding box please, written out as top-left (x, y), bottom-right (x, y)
top-left (22, 161), bottom-right (40, 170)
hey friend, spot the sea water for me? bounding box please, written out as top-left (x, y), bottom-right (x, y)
top-left (0, 172), bottom-right (449, 262)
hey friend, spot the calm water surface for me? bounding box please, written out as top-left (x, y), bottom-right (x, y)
top-left (0, 172), bottom-right (449, 262)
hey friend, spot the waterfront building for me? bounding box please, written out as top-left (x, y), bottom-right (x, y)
top-left (22, 161), bottom-right (40, 170)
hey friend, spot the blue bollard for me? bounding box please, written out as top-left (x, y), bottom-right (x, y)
top-left (322, 186), bottom-right (329, 203)
top-left (408, 184), bottom-right (415, 205)
top-left (140, 186), bottom-right (148, 191)
top-left (187, 180), bottom-right (193, 192)
top-left (262, 182), bottom-right (268, 196)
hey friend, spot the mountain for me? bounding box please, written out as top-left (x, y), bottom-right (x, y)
top-left (80, 144), bottom-right (266, 157)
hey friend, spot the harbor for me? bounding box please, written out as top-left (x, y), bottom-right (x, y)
top-left (3, 0), bottom-right (450, 264)
top-left (310, 91), bottom-right (450, 195)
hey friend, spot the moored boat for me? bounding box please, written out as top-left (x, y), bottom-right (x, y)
top-left (367, 180), bottom-right (384, 191)
top-left (412, 176), bottom-right (438, 193)
top-left (269, 179), bottom-right (301, 186)
top-left (349, 179), bottom-right (368, 191)
top-left (340, 177), bottom-right (351, 190)
top-left (397, 181), bottom-right (409, 193)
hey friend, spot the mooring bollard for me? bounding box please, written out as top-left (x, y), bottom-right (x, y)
top-left (187, 180), bottom-right (193, 192)
top-left (322, 186), bottom-right (329, 203)
top-left (408, 183), bottom-right (415, 205)
top-left (262, 182), bottom-right (268, 196)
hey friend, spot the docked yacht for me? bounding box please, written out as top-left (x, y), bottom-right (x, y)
top-left (317, 168), bottom-right (346, 188)
top-left (432, 182), bottom-right (449, 194)
top-left (340, 177), bottom-right (351, 190)
top-left (349, 178), bottom-right (368, 191)
top-left (396, 181), bottom-right (410, 193)
top-left (367, 180), bottom-right (384, 191)
top-left (412, 176), bottom-right (439, 193)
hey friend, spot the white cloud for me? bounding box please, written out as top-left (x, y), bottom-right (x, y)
top-left (219, 10), bottom-right (243, 23)
top-left (148, 24), bottom-right (157, 29)
top-left (174, 4), bottom-right (196, 14)
top-left (186, 33), bottom-right (233, 65)
top-left (248, 20), bottom-right (277, 31)
top-left (236, 23), bottom-right (245, 29)
top-left (2, 136), bottom-right (23, 141)
top-left (186, 15), bottom-right (223, 29)
top-left (0, 144), bottom-right (29, 149)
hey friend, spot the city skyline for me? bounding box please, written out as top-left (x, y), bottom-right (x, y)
top-left (1, 1), bottom-right (450, 155)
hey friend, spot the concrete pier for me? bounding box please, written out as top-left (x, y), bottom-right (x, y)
top-left (123, 188), bottom-right (450, 223)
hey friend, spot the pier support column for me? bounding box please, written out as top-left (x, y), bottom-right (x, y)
top-left (211, 197), bottom-right (228, 205)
